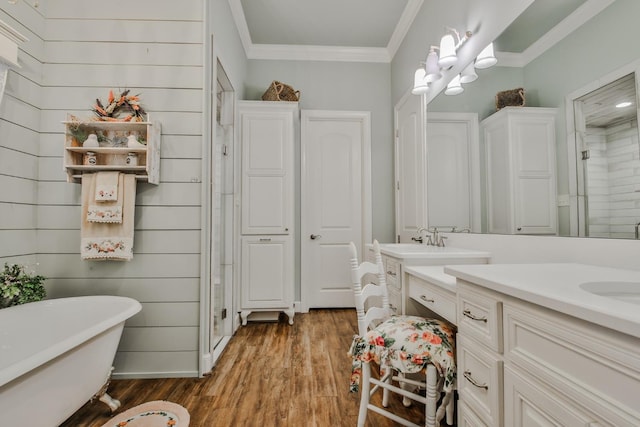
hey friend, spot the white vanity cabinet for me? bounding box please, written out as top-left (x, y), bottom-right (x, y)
top-left (448, 264), bottom-right (640, 427)
top-left (482, 107), bottom-right (557, 235)
top-left (405, 266), bottom-right (456, 325)
top-left (237, 101), bottom-right (297, 325)
top-left (366, 245), bottom-right (490, 314)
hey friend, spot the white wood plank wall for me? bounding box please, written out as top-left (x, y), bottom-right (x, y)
top-left (0, 3), bottom-right (44, 269)
top-left (586, 121), bottom-right (640, 239)
top-left (0, 0), bottom-right (206, 377)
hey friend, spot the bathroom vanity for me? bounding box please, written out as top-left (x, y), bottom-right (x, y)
top-left (444, 263), bottom-right (640, 427)
top-left (366, 243), bottom-right (490, 314)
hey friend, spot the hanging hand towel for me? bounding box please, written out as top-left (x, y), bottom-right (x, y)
top-left (81, 173), bottom-right (136, 261)
top-left (90, 171), bottom-right (123, 223)
top-left (95, 171), bottom-right (119, 201)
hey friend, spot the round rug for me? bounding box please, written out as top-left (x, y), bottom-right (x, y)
top-left (100, 400), bottom-right (190, 427)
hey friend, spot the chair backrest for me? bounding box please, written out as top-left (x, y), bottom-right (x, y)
top-left (349, 240), bottom-right (392, 336)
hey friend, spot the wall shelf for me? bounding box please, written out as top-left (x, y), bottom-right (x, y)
top-left (63, 115), bottom-right (161, 184)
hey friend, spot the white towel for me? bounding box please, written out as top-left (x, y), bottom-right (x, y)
top-left (81, 173), bottom-right (136, 261)
top-left (95, 171), bottom-right (119, 201)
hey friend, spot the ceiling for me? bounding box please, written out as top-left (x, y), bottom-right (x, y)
top-left (579, 73), bottom-right (637, 129)
top-left (230, 0), bottom-right (612, 64)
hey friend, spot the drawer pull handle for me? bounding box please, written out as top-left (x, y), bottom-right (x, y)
top-left (420, 295), bottom-right (435, 303)
top-left (386, 271), bottom-right (396, 276)
top-left (259, 238), bottom-right (272, 242)
top-left (462, 309), bottom-right (487, 322)
top-left (463, 370), bottom-right (488, 390)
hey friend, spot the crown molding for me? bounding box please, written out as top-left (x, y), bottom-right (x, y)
top-left (387, 0), bottom-right (423, 60)
top-left (228, 0), bottom-right (422, 63)
top-left (496, 0), bottom-right (615, 68)
top-left (228, 0), bottom-right (253, 58)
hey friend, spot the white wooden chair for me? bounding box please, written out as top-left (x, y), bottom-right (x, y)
top-left (347, 240), bottom-right (456, 427)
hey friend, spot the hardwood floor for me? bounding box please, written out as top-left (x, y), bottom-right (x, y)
top-left (60, 309), bottom-right (434, 427)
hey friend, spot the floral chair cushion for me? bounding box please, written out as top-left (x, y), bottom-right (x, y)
top-left (348, 315), bottom-right (456, 394)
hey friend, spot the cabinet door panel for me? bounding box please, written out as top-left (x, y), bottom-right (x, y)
top-left (504, 366), bottom-right (607, 427)
top-left (241, 236), bottom-right (292, 309)
top-left (240, 109), bottom-right (293, 234)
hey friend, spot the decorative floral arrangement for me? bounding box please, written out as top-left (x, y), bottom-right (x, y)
top-left (0, 263), bottom-right (46, 309)
top-left (92, 89), bottom-right (147, 122)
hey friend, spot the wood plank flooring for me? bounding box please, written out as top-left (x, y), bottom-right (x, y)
top-left (60, 309), bottom-right (437, 427)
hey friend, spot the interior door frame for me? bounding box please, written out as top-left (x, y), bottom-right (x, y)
top-left (299, 110), bottom-right (372, 312)
top-left (565, 59), bottom-right (640, 236)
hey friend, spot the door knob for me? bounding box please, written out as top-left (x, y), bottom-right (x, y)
top-left (310, 234), bottom-right (322, 240)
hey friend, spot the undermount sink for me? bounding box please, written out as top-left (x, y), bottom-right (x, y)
top-left (580, 281), bottom-right (640, 305)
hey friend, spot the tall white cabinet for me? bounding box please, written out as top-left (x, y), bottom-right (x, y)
top-left (237, 101), bottom-right (297, 325)
top-left (482, 107), bottom-right (557, 235)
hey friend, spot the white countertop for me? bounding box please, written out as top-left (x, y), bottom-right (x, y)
top-left (444, 263), bottom-right (640, 339)
top-left (377, 243), bottom-right (491, 260)
top-left (404, 266), bottom-right (457, 293)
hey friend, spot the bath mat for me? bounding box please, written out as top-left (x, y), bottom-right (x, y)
top-left (100, 400), bottom-right (190, 427)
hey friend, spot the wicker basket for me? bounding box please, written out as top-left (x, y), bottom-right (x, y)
top-left (262, 81), bottom-right (300, 102)
top-left (495, 88), bottom-right (525, 110)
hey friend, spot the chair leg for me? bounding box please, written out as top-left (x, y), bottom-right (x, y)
top-left (382, 370), bottom-right (392, 407)
top-left (399, 372), bottom-right (413, 407)
top-left (358, 363), bottom-right (371, 427)
top-left (425, 364), bottom-right (438, 427)
top-left (446, 391), bottom-right (455, 425)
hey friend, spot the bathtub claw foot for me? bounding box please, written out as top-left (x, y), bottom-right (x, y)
top-left (99, 393), bottom-right (121, 412)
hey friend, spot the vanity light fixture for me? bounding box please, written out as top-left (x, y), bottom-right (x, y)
top-left (475, 42), bottom-right (498, 69)
top-left (438, 28), bottom-right (472, 69)
top-left (424, 47), bottom-right (441, 83)
top-left (445, 74), bottom-right (464, 96)
top-left (460, 62), bottom-right (478, 84)
top-left (411, 66), bottom-right (429, 95)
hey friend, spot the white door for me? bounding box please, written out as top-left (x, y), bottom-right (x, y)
top-left (395, 92), bottom-right (427, 242)
top-left (426, 113), bottom-right (481, 232)
top-left (301, 111), bottom-right (371, 309)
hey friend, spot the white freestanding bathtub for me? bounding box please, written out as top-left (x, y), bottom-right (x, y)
top-left (0, 295), bottom-right (142, 426)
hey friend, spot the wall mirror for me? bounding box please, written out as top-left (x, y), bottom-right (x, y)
top-left (426, 0), bottom-right (640, 239)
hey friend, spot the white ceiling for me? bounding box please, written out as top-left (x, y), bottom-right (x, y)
top-left (230, 0), bottom-right (614, 64)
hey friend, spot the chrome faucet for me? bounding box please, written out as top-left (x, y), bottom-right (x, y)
top-left (412, 227), bottom-right (429, 244)
top-left (635, 222), bottom-right (640, 240)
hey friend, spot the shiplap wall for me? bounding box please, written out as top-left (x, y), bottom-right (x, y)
top-left (0, 3), bottom-right (44, 267)
top-left (36, 0), bottom-right (205, 378)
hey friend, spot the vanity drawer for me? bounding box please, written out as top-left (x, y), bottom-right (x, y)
top-left (384, 256), bottom-right (400, 290)
top-left (458, 281), bottom-right (503, 353)
top-left (408, 275), bottom-right (456, 324)
top-left (458, 401), bottom-right (489, 427)
top-left (504, 365), bottom-right (611, 427)
top-left (388, 287), bottom-right (402, 315)
top-left (503, 301), bottom-right (640, 424)
top-left (457, 334), bottom-right (503, 427)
